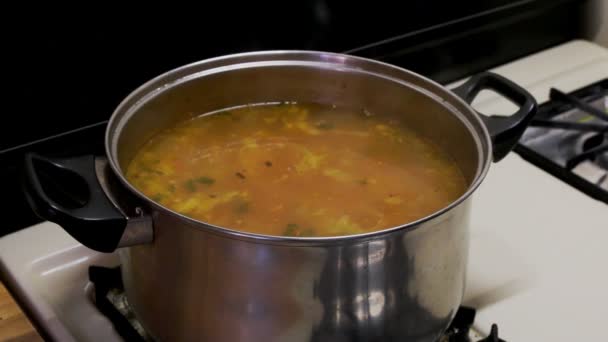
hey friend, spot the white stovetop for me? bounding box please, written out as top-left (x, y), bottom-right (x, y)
top-left (1, 40), bottom-right (607, 342)
top-left (452, 40), bottom-right (608, 340)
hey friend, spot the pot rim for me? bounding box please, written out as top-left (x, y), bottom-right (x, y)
top-left (105, 50), bottom-right (492, 244)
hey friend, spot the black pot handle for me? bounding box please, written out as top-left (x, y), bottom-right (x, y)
top-left (23, 153), bottom-right (128, 252)
top-left (451, 72), bottom-right (537, 162)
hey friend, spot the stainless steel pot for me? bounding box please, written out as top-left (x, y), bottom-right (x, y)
top-left (23, 51), bottom-right (536, 341)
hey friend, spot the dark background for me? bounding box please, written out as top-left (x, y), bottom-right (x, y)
top-left (1, 0), bottom-right (593, 234)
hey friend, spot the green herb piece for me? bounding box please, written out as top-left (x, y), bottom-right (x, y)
top-left (284, 224), bottom-right (315, 237)
top-left (168, 184), bottom-right (176, 193)
top-left (235, 172), bottom-right (246, 180)
top-left (316, 121), bottom-right (335, 130)
top-left (284, 223), bottom-right (299, 236)
top-left (235, 201), bottom-right (250, 214)
top-left (358, 179), bottom-right (368, 185)
top-left (184, 179), bottom-right (196, 192)
top-left (151, 193), bottom-right (165, 202)
top-left (196, 176), bottom-right (215, 185)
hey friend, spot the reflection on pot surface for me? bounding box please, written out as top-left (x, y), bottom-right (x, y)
top-left (119, 203), bottom-right (468, 341)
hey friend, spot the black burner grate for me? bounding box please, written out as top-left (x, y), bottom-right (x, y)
top-left (515, 79), bottom-right (608, 203)
top-left (89, 266), bottom-right (150, 342)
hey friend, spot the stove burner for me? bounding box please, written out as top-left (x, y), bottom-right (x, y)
top-left (438, 306), bottom-right (476, 342)
top-left (566, 133), bottom-right (608, 169)
top-left (88, 266), bottom-right (506, 342)
top-left (516, 79), bottom-right (608, 204)
top-left (89, 266), bottom-right (150, 342)
top-left (478, 325), bottom-right (506, 342)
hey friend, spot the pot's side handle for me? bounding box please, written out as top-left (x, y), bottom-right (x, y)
top-left (23, 153), bottom-right (152, 253)
top-left (451, 72), bottom-right (537, 162)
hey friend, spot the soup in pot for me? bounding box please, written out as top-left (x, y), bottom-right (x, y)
top-left (125, 103), bottom-right (467, 237)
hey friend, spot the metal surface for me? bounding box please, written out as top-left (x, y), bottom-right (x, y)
top-left (95, 158), bottom-right (154, 248)
top-left (519, 92), bottom-right (608, 196)
top-left (116, 211), bottom-right (153, 249)
top-left (120, 205), bottom-right (471, 341)
top-left (101, 51), bottom-right (493, 341)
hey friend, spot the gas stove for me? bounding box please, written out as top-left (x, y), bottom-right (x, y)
top-left (1, 40), bottom-right (607, 341)
top-left (516, 80), bottom-right (608, 202)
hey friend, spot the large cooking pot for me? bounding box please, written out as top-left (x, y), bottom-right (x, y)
top-left (23, 51), bottom-right (535, 341)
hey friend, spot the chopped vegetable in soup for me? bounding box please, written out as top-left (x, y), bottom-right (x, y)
top-left (126, 103), bottom-right (467, 237)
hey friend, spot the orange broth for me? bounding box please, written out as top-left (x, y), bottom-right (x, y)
top-left (126, 103), bottom-right (467, 237)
